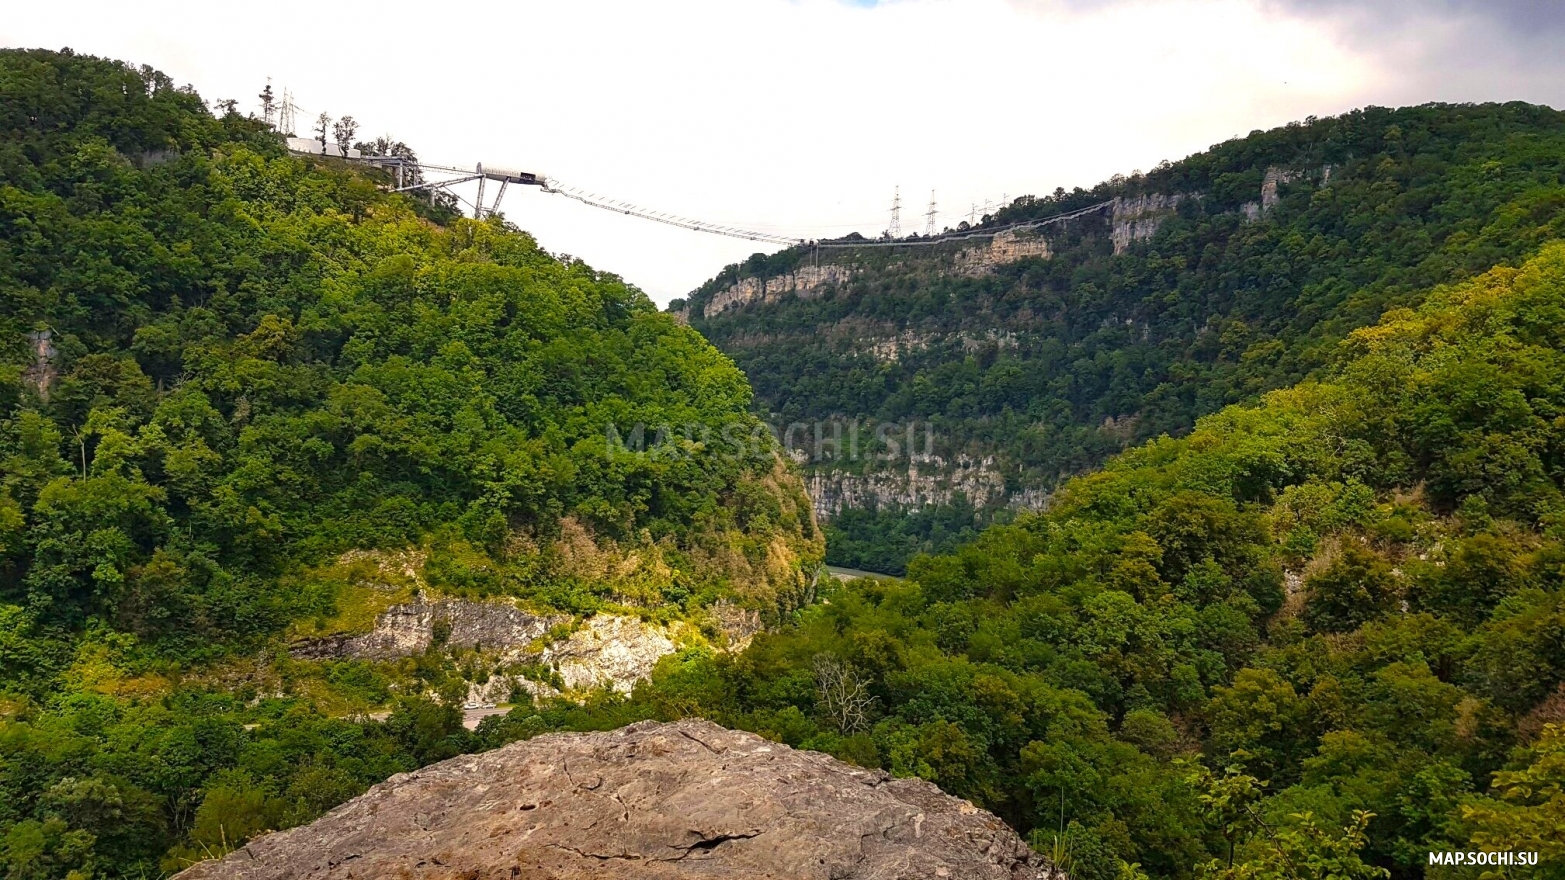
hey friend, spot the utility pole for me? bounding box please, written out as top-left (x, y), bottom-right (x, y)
top-left (887, 185), bottom-right (901, 239)
top-left (924, 190), bottom-right (937, 236)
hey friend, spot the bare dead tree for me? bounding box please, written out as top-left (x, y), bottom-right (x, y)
top-left (813, 653), bottom-right (874, 733)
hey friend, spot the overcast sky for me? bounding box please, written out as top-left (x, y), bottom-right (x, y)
top-left (5, 0), bottom-right (1563, 304)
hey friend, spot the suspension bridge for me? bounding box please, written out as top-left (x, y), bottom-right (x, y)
top-left (286, 140), bottom-right (1111, 252)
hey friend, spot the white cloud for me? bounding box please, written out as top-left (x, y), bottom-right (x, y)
top-left (2, 0), bottom-right (1557, 303)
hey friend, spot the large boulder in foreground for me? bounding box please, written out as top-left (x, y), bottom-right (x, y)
top-left (178, 719), bottom-right (1061, 880)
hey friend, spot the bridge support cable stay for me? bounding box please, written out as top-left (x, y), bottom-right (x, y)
top-left (533, 180), bottom-right (1113, 250)
top-left (812, 200), bottom-right (1115, 249)
top-left (342, 148), bottom-right (1113, 249)
top-left (540, 181), bottom-right (802, 246)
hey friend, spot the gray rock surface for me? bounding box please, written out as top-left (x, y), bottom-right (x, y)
top-left (289, 599), bottom-right (566, 662)
top-left (22, 330), bottom-right (57, 399)
top-left (176, 719), bottom-right (1061, 880)
top-left (703, 264), bottom-right (854, 318)
top-left (543, 613), bottom-right (676, 694)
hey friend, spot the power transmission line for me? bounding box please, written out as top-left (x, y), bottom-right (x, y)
top-left (814, 200), bottom-right (1112, 249)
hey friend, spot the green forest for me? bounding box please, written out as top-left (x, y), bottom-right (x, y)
top-left (0, 49), bottom-right (818, 876)
top-left (616, 246), bottom-right (1565, 879)
top-left (2, 47), bottom-right (1565, 880)
top-left (677, 102), bottom-right (1565, 573)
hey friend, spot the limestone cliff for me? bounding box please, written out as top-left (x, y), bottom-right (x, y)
top-left (704, 264), bottom-right (855, 318)
top-left (804, 455), bottom-right (1044, 519)
top-left (290, 598), bottom-right (566, 662)
top-left (1110, 193), bottom-right (1185, 254)
top-left (703, 227), bottom-right (1056, 320)
top-left (290, 598), bottom-right (764, 699)
top-left (863, 327), bottom-right (1019, 363)
top-left (22, 330), bottom-right (57, 399)
top-left (674, 106), bottom-right (1559, 578)
top-left (1242, 165), bottom-right (1330, 221)
top-left (285, 504), bottom-right (810, 701)
top-left (176, 719), bottom-right (1064, 880)
top-left (953, 228), bottom-right (1053, 274)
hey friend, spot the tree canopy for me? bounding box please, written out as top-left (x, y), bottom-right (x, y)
top-left (564, 245), bottom-right (1565, 880)
top-left (0, 48), bottom-right (818, 876)
top-left (678, 102), bottom-right (1565, 573)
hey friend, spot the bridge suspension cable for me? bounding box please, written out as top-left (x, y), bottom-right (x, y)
top-left (275, 89), bottom-right (1095, 249)
top-left (332, 146), bottom-right (1113, 251)
top-left (533, 182), bottom-right (1113, 251)
top-left (540, 181), bottom-right (803, 246)
top-left (812, 200), bottom-right (1114, 249)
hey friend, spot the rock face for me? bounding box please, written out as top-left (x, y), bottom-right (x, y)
top-left (862, 328), bottom-right (1019, 364)
top-left (293, 601), bottom-right (693, 698)
top-left (177, 719), bottom-right (1061, 880)
top-left (704, 264), bottom-right (855, 318)
top-left (807, 458), bottom-right (1003, 518)
top-left (545, 613), bottom-right (677, 694)
top-left (953, 228), bottom-right (1052, 275)
top-left (22, 330), bottom-right (57, 399)
top-left (1110, 193), bottom-right (1184, 255)
top-left (289, 599), bottom-right (566, 662)
top-left (804, 454), bottom-right (1050, 520)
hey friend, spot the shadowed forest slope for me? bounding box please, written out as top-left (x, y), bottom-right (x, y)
top-left (675, 103), bottom-right (1565, 573)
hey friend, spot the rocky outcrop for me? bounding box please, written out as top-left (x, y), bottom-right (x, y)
top-left (807, 456), bottom-right (1013, 518)
top-left (862, 328), bottom-right (1018, 363)
top-left (954, 228), bottom-right (1052, 274)
top-left (476, 608), bottom-right (759, 704)
top-left (707, 276), bottom-right (767, 317)
top-left (291, 601), bottom-right (719, 697)
top-left (1110, 193), bottom-right (1184, 255)
top-left (176, 719), bottom-right (1063, 880)
top-left (544, 613), bottom-right (677, 694)
top-left (710, 599), bottom-right (763, 651)
top-left (867, 330), bottom-right (932, 363)
top-left (22, 330), bottom-right (57, 399)
top-left (1260, 167), bottom-right (1301, 213)
top-left (1243, 166), bottom-right (1328, 222)
top-left (289, 599), bottom-right (566, 661)
top-left (704, 264), bottom-right (854, 318)
top-left (134, 148), bottom-right (177, 168)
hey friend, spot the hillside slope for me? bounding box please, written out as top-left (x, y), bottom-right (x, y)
top-left (0, 49), bottom-right (818, 876)
top-left (673, 103), bottom-right (1565, 573)
top-left (560, 243), bottom-right (1565, 880)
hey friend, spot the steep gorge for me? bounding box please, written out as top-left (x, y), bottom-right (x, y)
top-left (671, 103), bottom-right (1565, 572)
